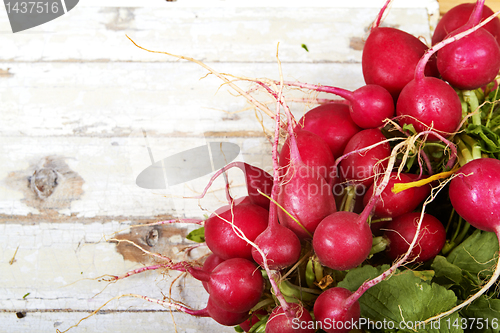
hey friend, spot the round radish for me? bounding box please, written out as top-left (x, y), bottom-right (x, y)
top-left (449, 158), bottom-right (500, 233)
top-left (251, 222), bottom-right (302, 270)
top-left (436, 1), bottom-right (500, 90)
top-left (313, 287), bottom-right (360, 333)
top-left (432, 2), bottom-right (500, 46)
top-left (204, 201), bottom-right (269, 260)
top-left (298, 103), bottom-right (361, 159)
top-left (396, 76), bottom-right (462, 135)
top-left (188, 258), bottom-right (265, 313)
top-left (265, 303), bottom-right (315, 333)
top-left (384, 212), bottom-right (446, 262)
top-left (362, 27), bottom-right (439, 100)
top-left (313, 211), bottom-right (373, 271)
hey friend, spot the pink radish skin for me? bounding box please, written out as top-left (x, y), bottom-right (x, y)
top-left (280, 129), bottom-right (335, 183)
top-left (396, 76), bottom-right (462, 135)
top-left (251, 221), bottom-right (302, 270)
top-left (204, 201), bottom-right (269, 260)
top-left (313, 211), bottom-right (373, 271)
top-left (188, 258), bottom-right (264, 313)
top-left (201, 298), bottom-right (250, 326)
top-left (384, 212), bottom-right (446, 262)
top-left (265, 303), bottom-right (315, 333)
top-left (432, 3), bottom-right (500, 46)
top-left (339, 128), bottom-right (391, 188)
top-left (449, 158), bottom-right (500, 232)
top-left (287, 82), bottom-right (395, 129)
top-left (313, 287), bottom-right (361, 333)
top-left (298, 103), bottom-right (361, 159)
top-left (277, 163), bottom-right (337, 239)
top-left (318, 84), bottom-right (395, 129)
top-left (362, 172), bottom-right (417, 218)
top-left (242, 163), bottom-right (274, 209)
top-left (436, 1), bottom-right (500, 90)
top-left (201, 254), bottom-right (225, 292)
top-left (362, 27), bottom-right (439, 100)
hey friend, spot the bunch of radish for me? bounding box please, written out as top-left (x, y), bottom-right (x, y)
top-left (60, 1), bottom-right (500, 332)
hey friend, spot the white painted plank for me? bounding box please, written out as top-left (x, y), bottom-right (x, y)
top-left (1, 311), bottom-right (235, 333)
top-left (0, 221), bottom-right (234, 333)
top-left (0, 136), bottom-right (272, 218)
top-left (0, 7), bottom-right (434, 63)
top-left (0, 62), bottom-right (364, 137)
top-left (0, 221), bottom-right (206, 309)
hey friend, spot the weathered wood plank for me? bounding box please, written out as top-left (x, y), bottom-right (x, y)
top-left (1, 311), bottom-right (235, 333)
top-left (0, 221), bottom-right (215, 310)
top-left (0, 6), bottom-right (435, 63)
top-left (0, 136), bottom-right (273, 219)
top-left (0, 62), bottom-right (365, 137)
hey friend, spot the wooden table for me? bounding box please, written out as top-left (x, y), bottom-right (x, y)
top-left (0, 1), bottom-right (442, 332)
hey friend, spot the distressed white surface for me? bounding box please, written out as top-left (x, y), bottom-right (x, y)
top-left (0, 2), bottom-right (435, 333)
top-left (0, 7), bottom-right (434, 63)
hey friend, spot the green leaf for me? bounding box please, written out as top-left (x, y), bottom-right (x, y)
top-left (233, 325), bottom-right (244, 332)
top-left (186, 227), bottom-right (205, 243)
top-left (301, 43), bottom-right (309, 52)
top-left (461, 296), bottom-right (500, 333)
top-left (339, 267), bottom-right (460, 333)
top-left (431, 256), bottom-right (463, 288)
top-left (402, 123), bottom-right (417, 135)
top-left (447, 230), bottom-right (499, 280)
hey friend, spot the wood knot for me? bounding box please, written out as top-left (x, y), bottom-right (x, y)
top-left (29, 168), bottom-right (59, 199)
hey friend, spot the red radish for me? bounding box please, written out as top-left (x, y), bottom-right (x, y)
top-left (298, 103), bottom-right (361, 159)
top-left (313, 287), bottom-right (360, 333)
top-left (436, 0), bottom-right (500, 90)
top-left (449, 158), bottom-right (500, 233)
top-left (339, 128), bottom-right (391, 188)
top-left (204, 201), bottom-right (268, 260)
top-left (426, 157), bottom-right (500, 321)
top-left (286, 82), bottom-right (395, 129)
top-left (384, 212), bottom-right (446, 262)
top-left (201, 254), bottom-right (225, 292)
top-left (251, 221), bottom-right (301, 270)
top-left (396, 29), bottom-right (463, 136)
top-left (198, 298), bottom-right (251, 326)
top-left (432, 2), bottom-right (500, 46)
top-left (243, 163), bottom-right (274, 209)
top-left (277, 112), bottom-right (337, 240)
top-left (362, 27), bottom-right (439, 100)
top-left (277, 164), bottom-right (337, 239)
top-left (362, 172), bottom-right (417, 218)
top-left (187, 258), bottom-right (264, 313)
top-left (312, 211), bottom-right (373, 271)
top-left (265, 303), bottom-right (315, 333)
top-left (279, 129), bottom-right (335, 183)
